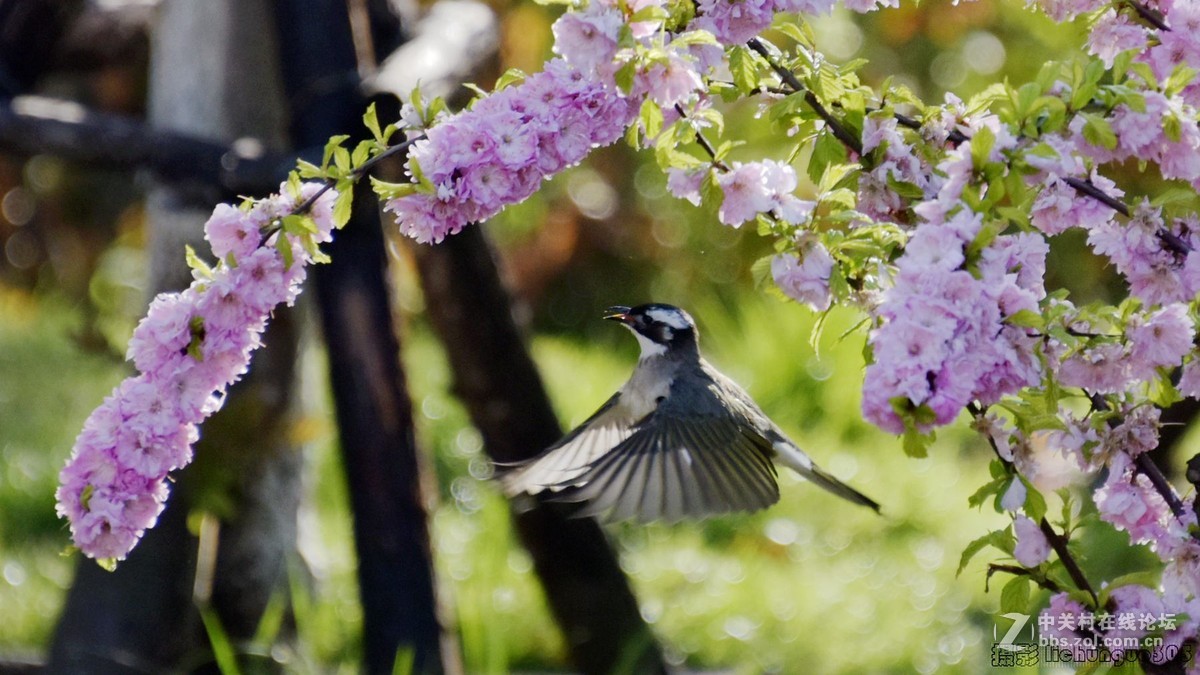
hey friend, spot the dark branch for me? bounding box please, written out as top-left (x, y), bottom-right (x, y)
top-left (1134, 452), bottom-right (1189, 519)
top-left (746, 38), bottom-right (863, 155)
top-left (0, 97), bottom-right (285, 194)
top-left (1063, 176), bottom-right (1131, 217)
top-left (1127, 0), bottom-right (1170, 31)
top-left (673, 103), bottom-right (728, 171)
top-left (967, 403), bottom-right (1099, 607)
top-left (1039, 518), bottom-right (1099, 607)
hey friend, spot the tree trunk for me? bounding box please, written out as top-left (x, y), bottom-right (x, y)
top-left (271, 1), bottom-right (456, 672)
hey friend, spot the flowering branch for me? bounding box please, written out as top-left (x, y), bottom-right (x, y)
top-left (746, 38), bottom-right (863, 155)
top-left (1127, 0), bottom-right (1170, 32)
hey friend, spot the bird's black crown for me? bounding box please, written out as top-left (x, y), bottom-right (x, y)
top-left (605, 303), bottom-right (697, 351)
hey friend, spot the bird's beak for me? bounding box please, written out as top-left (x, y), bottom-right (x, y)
top-left (604, 306), bottom-right (633, 323)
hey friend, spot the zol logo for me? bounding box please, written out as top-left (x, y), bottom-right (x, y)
top-left (994, 612), bottom-right (1035, 652)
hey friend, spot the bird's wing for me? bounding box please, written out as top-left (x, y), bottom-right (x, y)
top-left (709, 364), bottom-right (882, 513)
top-left (498, 392), bottom-right (640, 497)
top-left (548, 373), bottom-right (781, 523)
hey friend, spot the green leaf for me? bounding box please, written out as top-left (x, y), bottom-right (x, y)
top-left (1023, 480), bottom-right (1047, 522)
top-left (958, 529), bottom-right (1012, 576)
top-left (614, 60), bottom-right (637, 95)
top-left (95, 557), bottom-right (117, 572)
top-left (808, 132), bottom-right (849, 185)
top-left (296, 159), bottom-right (324, 179)
top-left (495, 67), bottom-right (528, 90)
top-left (185, 244), bottom-right (214, 278)
top-left (1006, 309), bottom-right (1045, 330)
top-left (639, 99), bottom-right (664, 140)
top-left (1080, 113), bottom-right (1117, 150)
top-left (186, 315), bottom-right (207, 362)
top-left (370, 176), bottom-right (418, 200)
top-left (729, 45), bottom-right (758, 94)
top-left (900, 423), bottom-right (934, 458)
top-left (363, 103), bottom-right (383, 144)
top-left (970, 124), bottom-right (995, 167)
top-left (322, 135), bottom-right (350, 171)
top-left (969, 477), bottom-right (1008, 509)
top-left (333, 187), bottom-right (354, 228)
top-left (1000, 576), bottom-right (1031, 614)
top-left (275, 230), bottom-right (294, 269)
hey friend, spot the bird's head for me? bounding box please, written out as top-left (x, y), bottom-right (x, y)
top-left (604, 303), bottom-right (698, 359)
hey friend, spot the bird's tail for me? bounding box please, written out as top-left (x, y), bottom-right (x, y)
top-left (772, 441), bottom-right (881, 513)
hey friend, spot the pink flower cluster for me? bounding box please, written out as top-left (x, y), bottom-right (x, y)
top-left (1094, 452), bottom-right (1196, 558)
top-left (385, 59), bottom-right (635, 244)
top-left (858, 116), bottom-right (931, 221)
top-left (1056, 303), bottom-right (1194, 393)
top-left (56, 183), bottom-right (336, 561)
top-left (862, 210), bottom-right (1047, 433)
top-left (667, 160), bottom-right (815, 228)
top-left (771, 243), bottom-right (834, 311)
top-left (691, 0), bottom-right (895, 44)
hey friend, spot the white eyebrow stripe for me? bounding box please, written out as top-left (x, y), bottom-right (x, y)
top-left (644, 307), bottom-right (692, 331)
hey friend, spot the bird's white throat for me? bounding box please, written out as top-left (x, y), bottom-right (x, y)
top-left (631, 330), bottom-right (667, 359)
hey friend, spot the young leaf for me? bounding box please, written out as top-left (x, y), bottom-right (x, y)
top-left (1000, 576), bottom-right (1031, 614)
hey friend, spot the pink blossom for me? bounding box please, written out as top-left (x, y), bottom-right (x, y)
top-left (692, 0), bottom-right (776, 44)
top-left (666, 167), bottom-right (706, 206)
top-left (552, 8), bottom-right (623, 73)
top-left (59, 182), bottom-right (337, 561)
top-left (772, 245), bottom-right (834, 311)
top-left (1013, 515), bottom-right (1050, 567)
top-left (1087, 10), bottom-right (1148, 68)
top-left (1127, 303), bottom-right (1194, 374)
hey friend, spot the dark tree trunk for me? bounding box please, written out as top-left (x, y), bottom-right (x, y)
top-left (271, 1), bottom-right (454, 672)
top-left (411, 225), bottom-right (667, 675)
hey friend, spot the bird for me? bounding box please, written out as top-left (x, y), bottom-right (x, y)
top-left (500, 303), bottom-right (880, 522)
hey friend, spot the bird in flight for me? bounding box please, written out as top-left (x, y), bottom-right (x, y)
top-left (501, 303), bottom-right (880, 522)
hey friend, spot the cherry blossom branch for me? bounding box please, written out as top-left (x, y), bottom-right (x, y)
top-left (673, 104), bottom-right (730, 171)
top-left (1134, 452), bottom-right (1190, 519)
top-left (294, 132), bottom-right (423, 215)
top-left (1127, 0), bottom-right (1170, 32)
top-left (1038, 517), bottom-right (1099, 607)
top-left (892, 112), bottom-right (968, 146)
top-left (746, 38), bottom-right (863, 155)
top-left (968, 403), bottom-right (1100, 606)
top-left (1086, 393), bottom-right (1197, 535)
top-left (1062, 176), bottom-right (1130, 217)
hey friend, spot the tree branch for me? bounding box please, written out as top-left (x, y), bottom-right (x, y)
top-left (967, 404), bottom-right (1099, 607)
top-left (746, 38), bottom-right (863, 155)
top-left (673, 103), bottom-right (728, 170)
top-left (1127, 0), bottom-right (1170, 32)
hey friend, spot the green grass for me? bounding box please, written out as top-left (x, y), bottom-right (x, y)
top-left (0, 286), bottom-right (1092, 673)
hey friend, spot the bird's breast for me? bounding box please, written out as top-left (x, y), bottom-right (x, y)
top-left (618, 360), bottom-right (675, 420)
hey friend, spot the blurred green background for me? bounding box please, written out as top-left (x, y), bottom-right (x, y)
top-left (0, 0), bottom-right (1180, 672)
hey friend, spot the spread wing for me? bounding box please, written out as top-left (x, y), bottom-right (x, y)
top-left (547, 372), bottom-right (780, 523)
top-left (499, 392), bottom-right (640, 497)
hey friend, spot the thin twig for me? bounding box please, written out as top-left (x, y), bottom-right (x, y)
top-left (967, 403), bottom-right (1100, 607)
top-left (293, 132), bottom-right (423, 215)
top-left (1062, 176), bottom-right (1131, 217)
top-left (892, 112), bottom-right (969, 146)
top-left (1039, 517), bottom-right (1100, 607)
top-left (745, 38), bottom-right (863, 155)
top-left (1128, 0), bottom-right (1170, 31)
top-left (1134, 453), bottom-right (1189, 519)
top-left (673, 104), bottom-right (729, 171)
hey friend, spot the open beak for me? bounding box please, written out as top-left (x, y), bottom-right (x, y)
top-left (603, 306), bottom-right (633, 323)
